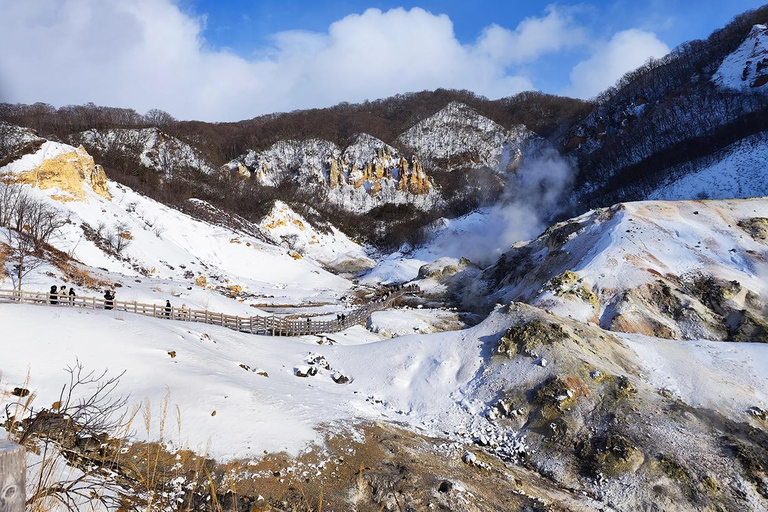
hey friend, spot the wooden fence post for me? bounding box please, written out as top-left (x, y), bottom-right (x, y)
top-left (0, 439), bottom-right (25, 512)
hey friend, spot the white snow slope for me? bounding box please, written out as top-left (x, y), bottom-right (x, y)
top-left (648, 131), bottom-right (768, 201)
top-left (2, 300), bottom-right (766, 462)
top-left (478, 198), bottom-right (768, 337)
top-left (713, 24), bottom-right (768, 91)
top-left (0, 141), bottom-right (351, 312)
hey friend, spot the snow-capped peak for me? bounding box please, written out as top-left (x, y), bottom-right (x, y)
top-left (397, 102), bottom-right (535, 171)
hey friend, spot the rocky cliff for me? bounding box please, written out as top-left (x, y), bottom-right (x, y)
top-left (397, 101), bottom-right (539, 172)
top-left (226, 133), bottom-right (440, 213)
top-left (0, 141), bottom-right (111, 201)
top-left (223, 102), bottom-right (546, 215)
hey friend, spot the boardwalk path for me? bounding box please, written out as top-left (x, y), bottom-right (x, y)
top-left (0, 287), bottom-right (417, 336)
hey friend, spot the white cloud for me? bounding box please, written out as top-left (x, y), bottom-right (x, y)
top-left (566, 29), bottom-right (670, 99)
top-left (0, 1), bottom-right (596, 121)
top-left (474, 6), bottom-right (587, 66)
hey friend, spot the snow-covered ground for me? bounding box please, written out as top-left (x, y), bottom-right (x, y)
top-left (2, 301), bottom-right (766, 463)
top-left (648, 131), bottom-right (768, 201)
top-left (0, 303), bottom-right (500, 459)
top-left (362, 208), bottom-right (505, 284)
top-left (367, 307), bottom-right (465, 337)
top-left (624, 333), bottom-right (768, 417)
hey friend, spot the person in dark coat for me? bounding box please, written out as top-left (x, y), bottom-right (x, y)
top-left (164, 300), bottom-right (172, 318)
top-left (104, 290), bottom-right (114, 310)
top-left (68, 287), bottom-right (76, 306)
top-left (49, 285), bottom-right (58, 305)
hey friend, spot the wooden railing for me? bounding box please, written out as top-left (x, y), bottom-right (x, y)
top-left (0, 287), bottom-right (418, 337)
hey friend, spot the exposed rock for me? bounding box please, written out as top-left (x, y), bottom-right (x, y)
top-left (226, 134), bottom-right (439, 213)
top-left (295, 365), bottom-right (317, 378)
top-left (497, 319), bottom-right (569, 358)
top-left (738, 217), bottom-right (768, 240)
top-left (329, 158), bottom-right (341, 189)
top-left (11, 387), bottom-right (30, 397)
top-left (332, 373), bottom-right (350, 384)
top-left (586, 434), bottom-right (645, 477)
top-left (1, 142), bottom-right (111, 201)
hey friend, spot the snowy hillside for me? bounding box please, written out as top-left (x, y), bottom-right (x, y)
top-left (469, 198), bottom-right (768, 341)
top-left (77, 127), bottom-right (216, 177)
top-left (397, 101), bottom-right (536, 172)
top-left (648, 131), bottom-right (768, 200)
top-left (0, 140), bottom-right (352, 312)
top-left (256, 200), bottom-right (375, 273)
top-left (714, 24), bottom-right (768, 91)
top-left (0, 121), bottom-right (42, 159)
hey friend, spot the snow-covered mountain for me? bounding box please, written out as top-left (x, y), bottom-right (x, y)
top-left (76, 127), bottom-right (216, 177)
top-left (566, 19), bottom-right (768, 211)
top-left (397, 101), bottom-right (538, 172)
top-left (464, 197), bottom-right (768, 341)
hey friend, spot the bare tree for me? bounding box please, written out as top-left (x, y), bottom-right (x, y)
top-left (0, 183), bottom-right (68, 290)
top-left (143, 108), bottom-right (176, 129)
top-left (107, 221), bottom-right (133, 254)
top-left (5, 360), bottom-right (131, 512)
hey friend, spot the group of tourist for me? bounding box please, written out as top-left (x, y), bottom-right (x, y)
top-left (48, 285), bottom-right (76, 305)
top-left (47, 286), bottom-right (175, 317)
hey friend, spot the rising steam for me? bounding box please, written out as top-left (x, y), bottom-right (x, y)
top-left (434, 148), bottom-right (575, 266)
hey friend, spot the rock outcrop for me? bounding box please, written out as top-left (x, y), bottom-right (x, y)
top-left (0, 141), bottom-right (111, 201)
top-left (397, 102), bottom-right (538, 172)
top-left (461, 198), bottom-right (768, 342)
top-left (226, 134), bottom-right (438, 213)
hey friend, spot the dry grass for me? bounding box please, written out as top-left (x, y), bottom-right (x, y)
top-left (0, 241), bottom-right (9, 280)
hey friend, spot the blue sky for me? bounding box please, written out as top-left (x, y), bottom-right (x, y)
top-left (191, 0), bottom-right (760, 49)
top-left (186, 0), bottom-right (765, 93)
top-left (0, 0), bottom-right (764, 121)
